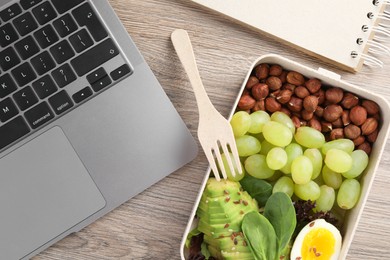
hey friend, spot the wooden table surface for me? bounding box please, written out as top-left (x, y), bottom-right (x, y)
top-left (34, 0), bottom-right (390, 259)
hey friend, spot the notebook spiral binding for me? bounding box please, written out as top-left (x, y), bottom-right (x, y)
top-left (351, 0), bottom-right (390, 68)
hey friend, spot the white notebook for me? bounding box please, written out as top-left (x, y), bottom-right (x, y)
top-left (190, 0), bottom-right (389, 71)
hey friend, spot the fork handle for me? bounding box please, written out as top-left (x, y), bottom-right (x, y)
top-left (171, 29), bottom-right (217, 116)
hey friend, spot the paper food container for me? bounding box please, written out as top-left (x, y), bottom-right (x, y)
top-left (180, 54), bottom-right (390, 259)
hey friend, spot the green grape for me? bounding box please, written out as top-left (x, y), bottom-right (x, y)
top-left (262, 121), bottom-right (293, 147)
top-left (248, 110), bottom-right (270, 134)
top-left (321, 138), bottom-right (354, 155)
top-left (291, 155), bottom-right (313, 185)
top-left (294, 126), bottom-right (325, 148)
top-left (304, 148), bottom-right (323, 180)
top-left (270, 111), bottom-right (296, 135)
top-left (294, 180), bottom-right (321, 201)
top-left (266, 147), bottom-right (288, 170)
top-left (322, 165), bottom-right (342, 189)
top-left (280, 143), bottom-right (303, 174)
top-left (315, 185), bottom-right (336, 212)
top-left (342, 150), bottom-right (369, 179)
top-left (230, 111), bottom-right (251, 137)
top-left (244, 154), bottom-right (275, 179)
top-left (250, 132), bottom-right (265, 142)
top-left (273, 176), bottom-right (294, 197)
top-left (260, 139), bottom-right (276, 155)
top-left (221, 153), bottom-right (245, 181)
top-left (325, 148), bottom-right (353, 173)
top-left (337, 179), bottom-right (361, 209)
top-left (235, 135), bottom-right (261, 157)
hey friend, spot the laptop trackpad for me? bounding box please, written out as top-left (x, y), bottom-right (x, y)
top-left (0, 126), bottom-right (106, 259)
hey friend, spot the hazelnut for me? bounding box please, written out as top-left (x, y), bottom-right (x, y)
top-left (245, 76), bottom-right (259, 89)
top-left (251, 83), bottom-right (269, 101)
top-left (361, 117), bottom-right (378, 135)
top-left (305, 78), bottom-right (322, 93)
top-left (280, 107), bottom-right (292, 117)
top-left (367, 129), bottom-right (379, 143)
top-left (341, 93), bottom-right (359, 109)
top-left (349, 106), bottom-right (367, 126)
top-left (353, 136), bottom-right (365, 146)
top-left (291, 116), bottom-right (301, 128)
top-left (303, 95), bottom-right (318, 112)
top-left (314, 106), bottom-right (324, 117)
top-left (332, 118), bottom-right (343, 128)
top-left (362, 100), bottom-right (380, 115)
top-left (266, 76), bottom-right (283, 91)
top-left (287, 71), bottom-right (305, 85)
top-left (269, 90), bottom-right (280, 98)
top-left (323, 104), bottom-right (343, 122)
top-left (283, 83), bottom-right (296, 92)
top-left (255, 63), bottom-right (269, 79)
top-left (308, 118), bottom-right (321, 131)
top-left (314, 89), bottom-right (326, 105)
top-left (330, 128), bottom-right (344, 140)
top-left (321, 121), bottom-right (333, 133)
top-left (295, 86), bottom-right (310, 98)
top-left (341, 110), bottom-right (350, 126)
top-left (288, 96), bottom-right (303, 112)
top-left (302, 110), bottom-right (314, 121)
top-left (265, 97), bottom-right (281, 113)
top-left (325, 87), bottom-right (344, 104)
top-left (253, 100), bottom-right (265, 112)
top-left (238, 95), bottom-right (256, 110)
top-left (278, 70), bottom-right (288, 84)
top-left (357, 142), bottom-right (372, 155)
top-left (344, 124), bottom-right (361, 139)
top-left (269, 64), bottom-right (283, 76)
top-left (276, 89), bottom-right (293, 104)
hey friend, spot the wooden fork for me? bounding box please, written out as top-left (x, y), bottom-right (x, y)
top-left (171, 29), bottom-right (242, 181)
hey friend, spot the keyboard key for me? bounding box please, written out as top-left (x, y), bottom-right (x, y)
top-left (32, 1), bottom-right (57, 25)
top-left (32, 74), bottom-right (57, 99)
top-left (72, 2), bottom-right (108, 42)
top-left (15, 35), bottom-right (40, 60)
top-left (87, 67), bottom-right (106, 84)
top-left (20, 0), bottom-right (43, 10)
top-left (71, 38), bottom-right (119, 76)
top-left (110, 64), bottom-right (132, 81)
top-left (25, 101), bottom-right (54, 129)
top-left (0, 116), bottom-right (30, 150)
top-left (48, 90), bottom-right (73, 115)
top-left (69, 28), bottom-right (93, 53)
top-left (0, 23), bottom-right (19, 47)
top-left (0, 47), bottom-right (20, 71)
top-left (53, 14), bottom-right (78, 37)
top-left (0, 3), bottom-right (22, 22)
top-left (0, 73), bottom-right (18, 98)
top-left (11, 62), bottom-right (36, 86)
top-left (13, 86), bottom-right (38, 110)
top-left (34, 24), bottom-right (59, 48)
top-left (50, 40), bottom-right (75, 64)
top-left (52, 0), bottom-right (84, 14)
top-left (51, 63), bottom-right (76, 88)
top-left (91, 75), bottom-right (111, 92)
top-left (0, 97), bottom-right (18, 122)
top-left (72, 86), bottom-right (92, 103)
top-left (31, 51), bottom-right (56, 75)
top-left (13, 12), bottom-right (38, 36)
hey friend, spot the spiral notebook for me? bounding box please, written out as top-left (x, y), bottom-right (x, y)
top-left (190, 0), bottom-right (390, 71)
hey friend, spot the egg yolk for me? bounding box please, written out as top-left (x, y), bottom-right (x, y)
top-left (301, 227), bottom-right (335, 259)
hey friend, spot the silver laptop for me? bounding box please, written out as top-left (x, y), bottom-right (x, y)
top-left (0, 0), bottom-right (198, 259)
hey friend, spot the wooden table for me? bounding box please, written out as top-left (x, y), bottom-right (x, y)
top-left (34, 0), bottom-right (390, 259)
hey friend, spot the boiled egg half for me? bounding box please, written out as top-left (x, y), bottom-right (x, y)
top-left (290, 219), bottom-right (342, 260)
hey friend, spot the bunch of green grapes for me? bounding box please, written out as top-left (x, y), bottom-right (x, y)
top-left (228, 110), bottom-right (369, 211)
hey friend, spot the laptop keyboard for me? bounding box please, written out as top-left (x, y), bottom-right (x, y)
top-left (0, 0), bottom-right (132, 150)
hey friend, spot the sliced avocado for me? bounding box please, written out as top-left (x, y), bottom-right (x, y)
top-left (195, 178), bottom-right (257, 259)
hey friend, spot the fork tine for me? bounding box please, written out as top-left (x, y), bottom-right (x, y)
top-left (204, 149), bottom-right (221, 181)
top-left (213, 144), bottom-right (228, 180)
top-left (228, 141), bottom-right (243, 175)
top-left (220, 143), bottom-right (236, 178)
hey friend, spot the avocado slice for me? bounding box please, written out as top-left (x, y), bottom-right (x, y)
top-left (195, 178), bottom-right (257, 259)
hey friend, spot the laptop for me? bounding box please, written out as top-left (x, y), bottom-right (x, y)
top-left (0, 0), bottom-right (198, 259)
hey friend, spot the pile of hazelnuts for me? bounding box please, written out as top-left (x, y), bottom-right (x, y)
top-left (238, 63), bottom-right (381, 155)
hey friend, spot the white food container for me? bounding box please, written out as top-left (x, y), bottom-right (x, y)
top-left (180, 54), bottom-right (390, 260)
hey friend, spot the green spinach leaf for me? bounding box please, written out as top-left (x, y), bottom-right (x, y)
top-left (263, 192), bottom-right (296, 256)
top-left (240, 175), bottom-right (272, 207)
top-left (242, 211), bottom-right (278, 260)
